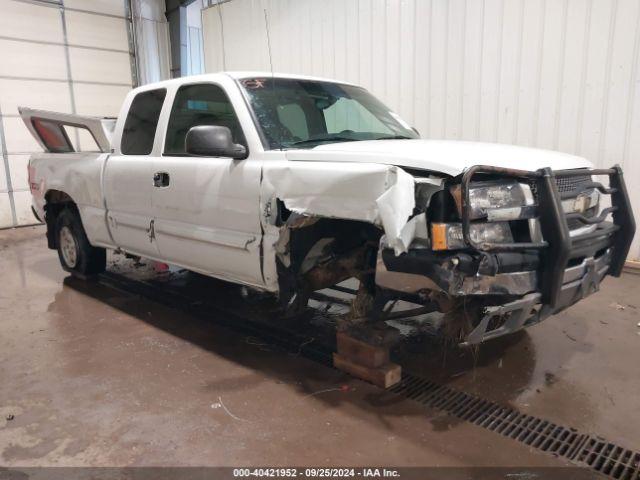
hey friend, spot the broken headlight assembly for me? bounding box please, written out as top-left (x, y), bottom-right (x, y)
top-left (431, 222), bottom-right (513, 250)
top-left (431, 181), bottom-right (534, 251)
top-left (450, 180), bottom-right (535, 221)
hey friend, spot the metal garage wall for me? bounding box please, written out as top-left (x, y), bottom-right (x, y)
top-left (0, 0), bottom-right (137, 228)
top-left (202, 0), bottom-right (640, 261)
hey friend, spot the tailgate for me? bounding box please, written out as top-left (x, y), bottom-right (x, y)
top-left (19, 107), bottom-right (115, 153)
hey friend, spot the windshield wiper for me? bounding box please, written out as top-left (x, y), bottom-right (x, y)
top-left (288, 134), bottom-right (414, 148)
top-left (373, 134), bottom-right (414, 140)
top-left (288, 135), bottom-right (358, 147)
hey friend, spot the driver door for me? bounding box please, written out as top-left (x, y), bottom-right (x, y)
top-left (151, 82), bottom-right (264, 287)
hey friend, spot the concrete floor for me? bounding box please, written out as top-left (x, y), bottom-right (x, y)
top-left (1, 225), bottom-right (638, 467)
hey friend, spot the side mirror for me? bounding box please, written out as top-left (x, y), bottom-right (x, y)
top-left (185, 125), bottom-right (247, 159)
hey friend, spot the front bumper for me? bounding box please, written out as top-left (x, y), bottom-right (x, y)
top-left (462, 247), bottom-right (612, 345)
top-left (381, 165), bottom-right (636, 344)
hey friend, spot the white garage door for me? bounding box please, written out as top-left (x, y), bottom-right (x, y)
top-left (0, 0), bottom-right (136, 228)
top-left (202, 0), bottom-right (640, 262)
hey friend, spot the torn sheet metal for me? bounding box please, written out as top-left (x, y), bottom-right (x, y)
top-left (385, 212), bottom-right (429, 254)
top-left (262, 161), bottom-right (416, 254)
top-left (375, 170), bottom-right (420, 254)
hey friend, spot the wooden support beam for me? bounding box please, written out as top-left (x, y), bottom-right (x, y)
top-left (333, 329), bottom-right (401, 389)
top-left (336, 331), bottom-right (389, 368)
top-left (333, 353), bottom-right (401, 389)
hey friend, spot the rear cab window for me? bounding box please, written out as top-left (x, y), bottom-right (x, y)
top-left (121, 89), bottom-right (167, 155)
top-left (164, 83), bottom-right (246, 155)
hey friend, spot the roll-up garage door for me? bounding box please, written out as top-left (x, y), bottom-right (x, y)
top-left (0, 0), bottom-right (137, 228)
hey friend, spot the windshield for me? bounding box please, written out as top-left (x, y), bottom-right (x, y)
top-left (239, 77), bottom-right (419, 149)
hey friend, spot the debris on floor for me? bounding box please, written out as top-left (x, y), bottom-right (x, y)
top-left (305, 385), bottom-right (351, 397)
top-left (544, 372), bottom-right (559, 386)
top-left (217, 396), bottom-right (250, 423)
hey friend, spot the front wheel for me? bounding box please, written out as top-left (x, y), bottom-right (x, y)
top-left (55, 208), bottom-right (106, 275)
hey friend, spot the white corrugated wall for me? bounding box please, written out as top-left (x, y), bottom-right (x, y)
top-left (202, 0), bottom-right (640, 262)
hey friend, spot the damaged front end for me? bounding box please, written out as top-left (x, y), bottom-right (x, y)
top-left (260, 160), bottom-right (634, 346)
top-left (380, 165), bottom-right (636, 345)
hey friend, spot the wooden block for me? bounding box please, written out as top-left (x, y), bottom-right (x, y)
top-left (333, 353), bottom-right (401, 389)
top-left (336, 331), bottom-right (389, 368)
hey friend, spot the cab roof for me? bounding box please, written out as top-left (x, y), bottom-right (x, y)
top-left (130, 71), bottom-right (360, 94)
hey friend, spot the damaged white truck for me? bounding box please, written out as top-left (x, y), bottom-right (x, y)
top-left (22, 72), bottom-right (635, 345)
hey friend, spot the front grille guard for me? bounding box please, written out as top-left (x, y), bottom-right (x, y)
top-left (460, 165), bottom-right (636, 308)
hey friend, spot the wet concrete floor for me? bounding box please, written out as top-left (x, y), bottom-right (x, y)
top-left (1, 225), bottom-right (638, 466)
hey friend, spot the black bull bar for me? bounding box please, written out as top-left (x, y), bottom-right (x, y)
top-left (460, 165), bottom-right (635, 310)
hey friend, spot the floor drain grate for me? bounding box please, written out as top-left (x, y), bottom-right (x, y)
top-left (575, 439), bottom-right (640, 480)
top-left (391, 374), bottom-right (640, 479)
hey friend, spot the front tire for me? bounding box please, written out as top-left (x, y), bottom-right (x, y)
top-left (55, 208), bottom-right (106, 275)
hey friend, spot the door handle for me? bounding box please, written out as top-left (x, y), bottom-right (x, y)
top-left (153, 172), bottom-right (170, 187)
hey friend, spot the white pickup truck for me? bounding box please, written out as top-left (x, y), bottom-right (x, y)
top-left (21, 72), bottom-right (635, 344)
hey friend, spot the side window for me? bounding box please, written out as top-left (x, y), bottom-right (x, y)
top-left (31, 120), bottom-right (100, 153)
top-left (121, 89), bottom-right (166, 155)
top-left (32, 119), bottom-right (74, 153)
top-left (64, 126), bottom-right (100, 152)
top-left (164, 83), bottom-right (246, 155)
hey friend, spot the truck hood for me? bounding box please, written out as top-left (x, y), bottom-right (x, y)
top-left (285, 139), bottom-right (592, 176)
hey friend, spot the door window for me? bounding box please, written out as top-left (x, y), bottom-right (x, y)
top-left (164, 83), bottom-right (246, 155)
top-left (121, 89), bottom-right (167, 155)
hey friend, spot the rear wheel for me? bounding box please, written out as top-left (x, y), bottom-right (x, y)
top-left (55, 208), bottom-right (106, 275)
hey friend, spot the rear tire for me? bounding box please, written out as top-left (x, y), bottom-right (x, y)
top-left (55, 208), bottom-right (106, 275)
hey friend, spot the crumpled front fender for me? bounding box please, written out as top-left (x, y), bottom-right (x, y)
top-left (261, 160), bottom-right (418, 254)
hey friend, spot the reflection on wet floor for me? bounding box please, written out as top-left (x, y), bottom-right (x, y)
top-left (1, 225), bottom-right (639, 466)
top-left (104, 250), bottom-right (640, 447)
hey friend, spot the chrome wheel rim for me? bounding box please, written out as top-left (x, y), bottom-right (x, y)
top-left (59, 226), bottom-right (78, 267)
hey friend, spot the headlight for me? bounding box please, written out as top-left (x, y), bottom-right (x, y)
top-left (451, 181), bottom-right (534, 220)
top-left (431, 222), bottom-right (513, 250)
